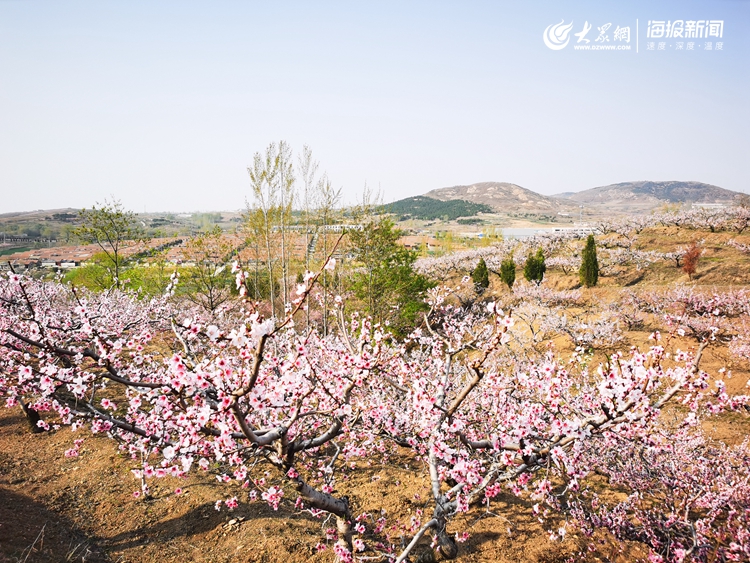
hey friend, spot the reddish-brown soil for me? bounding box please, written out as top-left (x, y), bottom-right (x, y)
top-left (0, 408), bottom-right (594, 563)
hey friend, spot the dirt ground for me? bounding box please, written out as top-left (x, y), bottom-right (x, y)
top-left (0, 407), bottom-right (598, 563)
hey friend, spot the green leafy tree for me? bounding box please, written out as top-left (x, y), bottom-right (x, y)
top-left (242, 269), bottom-right (277, 304)
top-left (73, 199), bottom-right (144, 288)
top-left (348, 217), bottom-right (435, 337)
top-left (471, 257), bottom-right (490, 293)
top-left (579, 234), bottom-right (599, 287)
top-left (126, 259), bottom-right (174, 297)
top-left (63, 253), bottom-right (114, 291)
top-left (500, 256), bottom-right (516, 289)
top-left (66, 253), bottom-right (171, 296)
top-left (179, 226), bottom-right (235, 313)
top-left (523, 247), bottom-right (546, 285)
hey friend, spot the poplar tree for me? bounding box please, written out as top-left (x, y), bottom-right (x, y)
top-left (246, 141), bottom-right (295, 317)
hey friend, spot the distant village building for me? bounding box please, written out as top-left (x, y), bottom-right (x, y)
top-left (398, 235), bottom-right (441, 251)
top-left (321, 224), bottom-right (364, 233)
top-left (502, 225), bottom-right (596, 240)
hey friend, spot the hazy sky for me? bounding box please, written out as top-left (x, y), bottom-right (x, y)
top-left (1, 0), bottom-right (748, 212)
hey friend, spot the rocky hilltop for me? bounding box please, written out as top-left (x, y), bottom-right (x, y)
top-left (424, 182), bottom-right (573, 214)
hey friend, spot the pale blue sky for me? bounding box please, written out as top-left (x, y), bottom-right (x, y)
top-left (1, 1), bottom-right (748, 212)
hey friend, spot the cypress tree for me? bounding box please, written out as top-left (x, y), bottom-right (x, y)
top-left (535, 247), bottom-right (546, 283)
top-left (524, 247), bottom-right (546, 285)
top-left (579, 234), bottom-right (599, 287)
top-left (471, 257), bottom-right (490, 293)
top-left (500, 256), bottom-right (516, 289)
top-left (523, 252), bottom-right (535, 283)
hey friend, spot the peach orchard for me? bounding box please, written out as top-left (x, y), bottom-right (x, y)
top-left (1, 244), bottom-right (750, 562)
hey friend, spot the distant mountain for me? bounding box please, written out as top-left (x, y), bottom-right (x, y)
top-left (424, 182), bottom-right (571, 214)
top-left (555, 181), bottom-right (742, 212)
top-left (382, 196), bottom-right (493, 221)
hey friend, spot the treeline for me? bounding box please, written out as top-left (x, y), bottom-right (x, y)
top-left (381, 196), bottom-right (493, 221)
top-left (1, 211), bottom-right (237, 244)
top-left (58, 143), bottom-right (436, 339)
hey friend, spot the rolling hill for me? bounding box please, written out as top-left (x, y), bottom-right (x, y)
top-left (424, 182), bottom-right (575, 214)
top-left (380, 196), bottom-right (493, 221)
top-left (418, 180), bottom-right (746, 217)
top-left (554, 181), bottom-right (743, 212)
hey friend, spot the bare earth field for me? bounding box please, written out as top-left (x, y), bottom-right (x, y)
top-left (0, 409), bottom-right (648, 563)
